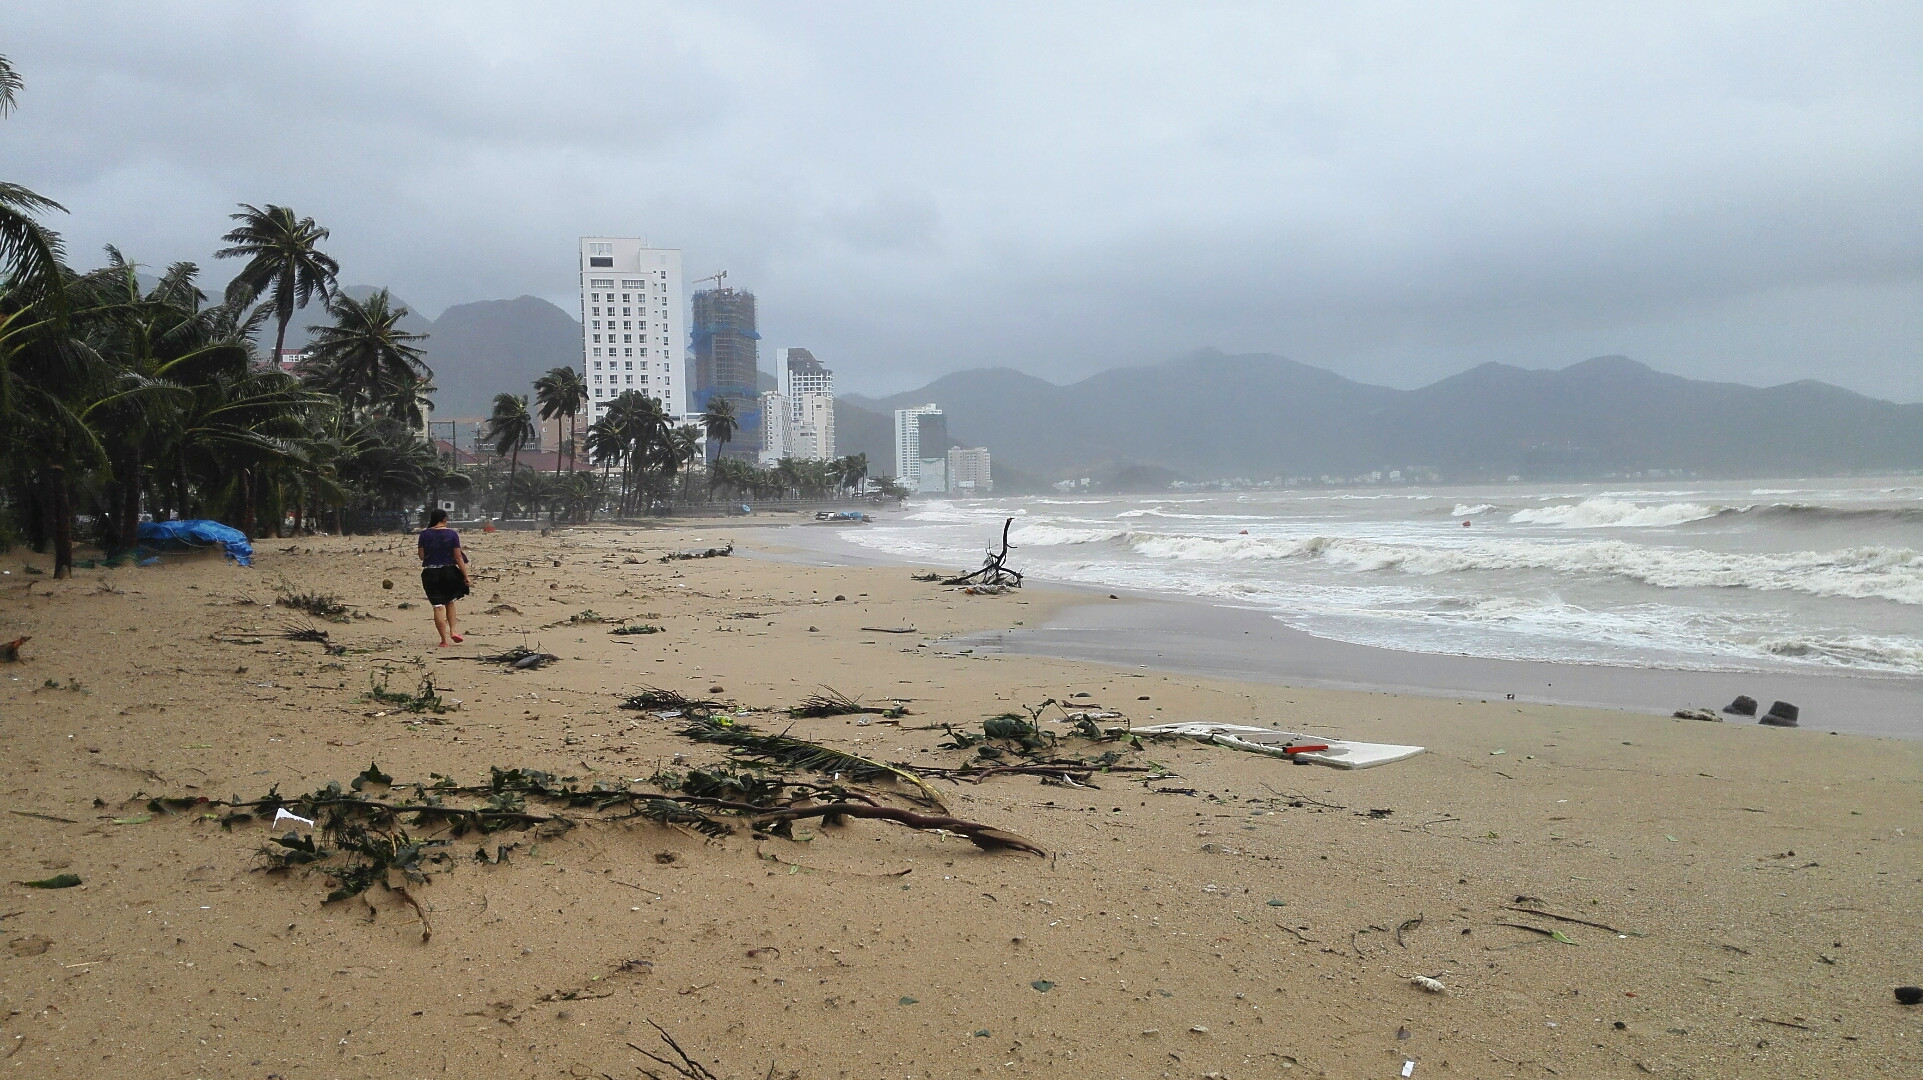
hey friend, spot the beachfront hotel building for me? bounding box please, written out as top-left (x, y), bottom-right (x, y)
top-left (579, 238), bottom-right (686, 428)
top-left (759, 348), bottom-right (838, 463)
top-left (893, 404), bottom-right (943, 489)
top-left (947, 446), bottom-right (992, 494)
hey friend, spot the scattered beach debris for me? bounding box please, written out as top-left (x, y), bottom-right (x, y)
top-left (471, 644), bottom-right (559, 670)
top-left (279, 622), bottom-right (347, 655)
top-left (1723, 694), bottom-right (1759, 717)
top-left (1759, 700), bottom-right (1800, 727)
top-left (659, 543), bottom-right (733, 563)
top-left (860, 625), bottom-right (918, 634)
top-left (277, 587), bottom-right (350, 621)
top-left (1410, 975), bottom-right (1447, 994)
top-left (611, 624), bottom-right (664, 635)
top-left (677, 714), bottom-right (945, 808)
top-left (568, 609), bottom-right (612, 624)
top-left (943, 517), bottom-right (1024, 589)
top-left (484, 602), bottom-right (522, 615)
top-left (1672, 708), bottom-right (1722, 722)
top-left (788, 687), bottom-right (908, 719)
top-left (910, 571), bottom-right (943, 582)
top-left (1134, 723), bottom-right (1425, 770)
top-left (1897, 986), bottom-right (1922, 1005)
top-left (153, 757), bottom-right (1042, 923)
top-left (629, 1020), bottom-right (744, 1080)
top-left (620, 685), bottom-right (731, 716)
top-left (19, 874), bottom-right (81, 889)
top-left (0, 636), bottom-right (27, 662)
top-left (364, 673), bottom-right (453, 714)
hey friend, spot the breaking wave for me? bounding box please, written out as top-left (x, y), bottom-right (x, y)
top-left (1127, 532), bottom-right (1923, 605)
top-left (1510, 498), bottom-right (1725, 529)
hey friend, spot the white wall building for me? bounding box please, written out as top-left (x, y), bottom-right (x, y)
top-left (579, 238), bottom-right (686, 428)
top-left (794, 392), bottom-right (836, 461)
top-left (893, 403), bottom-right (942, 486)
top-left (758, 390), bottom-right (789, 466)
top-left (947, 447), bottom-right (992, 494)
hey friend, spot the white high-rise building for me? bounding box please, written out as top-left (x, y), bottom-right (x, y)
top-left (579, 239), bottom-right (686, 428)
top-left (893, 404), bottom-right (942, 486)
top-left (758, 390), bottom-right (789, 466)
top-left (794, 392), bottom-right (836, 461)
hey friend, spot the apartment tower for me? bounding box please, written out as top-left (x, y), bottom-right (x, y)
top-left (579, 239), bottom-right (686, 427)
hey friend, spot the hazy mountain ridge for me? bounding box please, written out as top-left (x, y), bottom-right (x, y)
top-left (278, 289), bottom-right (581, 419)
top-left (852, 350), bottom-right (1923, 482)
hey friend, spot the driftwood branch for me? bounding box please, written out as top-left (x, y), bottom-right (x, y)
top-left (943, 517), bottom-right (1024, 587)
top-left (752, 802), bottom-right (1048, 857)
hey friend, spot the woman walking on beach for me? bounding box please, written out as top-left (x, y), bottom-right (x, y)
top-left (418, 509), bottom-right (472, 646)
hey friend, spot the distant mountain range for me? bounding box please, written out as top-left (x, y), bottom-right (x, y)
top-left (280, 288), bottom-right (579, 420)
top-left (841, 350), bottom-right (1923, 485)
top-left (282, 294), bottom-right (1921, 483)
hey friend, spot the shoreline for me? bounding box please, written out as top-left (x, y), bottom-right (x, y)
top-left (745, 518), bottom-right (1923, 739)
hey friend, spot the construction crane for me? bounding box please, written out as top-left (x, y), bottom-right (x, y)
top-left (693, 270), bottom-right (727, 291)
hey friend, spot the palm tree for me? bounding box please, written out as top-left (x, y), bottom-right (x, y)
top-left (215, 204), bottom-right (340, 359)
top-left (482, 392), bottom-right (535, 519)
top-left (701, 395), bottom-right (738, 462)
top-left (300, 289), bottom-right (430, 420)
top-left (532, 366), bottom-right (587, 475)
top-left (0, 54), bottom-right (21, 117)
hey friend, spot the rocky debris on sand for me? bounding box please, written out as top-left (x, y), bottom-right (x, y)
top-left (1759, 700), bottom-right (1800, 727)
top-left (1723, 694), bottom-right (1758, 717)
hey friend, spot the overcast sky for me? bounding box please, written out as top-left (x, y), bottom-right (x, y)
top-left (9, 2), bottom-right (1922, 399)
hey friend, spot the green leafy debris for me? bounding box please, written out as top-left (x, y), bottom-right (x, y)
top-left (22, 873), bottom-right (81, 889)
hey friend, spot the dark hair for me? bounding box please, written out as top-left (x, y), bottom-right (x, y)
top-left (428, 508), bottom-right (450, 526)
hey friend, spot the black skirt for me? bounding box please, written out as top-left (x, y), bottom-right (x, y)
top-left (421, 565), bottom-right (470, 607)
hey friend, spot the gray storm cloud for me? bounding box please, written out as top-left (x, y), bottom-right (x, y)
top-left (7, 1), bottom-right (1920, 397)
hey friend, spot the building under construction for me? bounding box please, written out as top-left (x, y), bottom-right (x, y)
top-left (690, 286), bottom-right (762, 455)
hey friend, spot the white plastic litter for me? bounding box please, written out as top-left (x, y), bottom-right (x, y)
top-left (1131, 723), bottom-right (1425, 770)
top-left (272, 808), bottom-right (316, 829)
top-left (1410, 975), bottom-right (1447, 993)
top-left (1403, 1061), bottom-right (1416, 1077)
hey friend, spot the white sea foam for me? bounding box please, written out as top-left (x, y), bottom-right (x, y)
top-left (1125, 531), bottom-right (1923, 605)
top-left (1509, 498), bottom-right (1726, 529)
top-left (1006, 523), bottom-right (1122, 546)
top-left (1452, 503), bottom-right (1496, 516)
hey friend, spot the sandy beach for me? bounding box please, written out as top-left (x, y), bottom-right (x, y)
top-left (2, 523), bottom-right (1920, 1079)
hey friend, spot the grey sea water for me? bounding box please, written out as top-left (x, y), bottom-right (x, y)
top-left (838, 478), bottom-right (1923, 677)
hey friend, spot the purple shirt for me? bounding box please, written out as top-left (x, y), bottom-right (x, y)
top-left (419, 527), bottom-right (462, 568)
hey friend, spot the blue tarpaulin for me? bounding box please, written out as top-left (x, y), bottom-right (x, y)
top-left (136, 520), bottom-right (254, 566)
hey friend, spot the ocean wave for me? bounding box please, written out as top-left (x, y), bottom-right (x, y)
top-left (1745, 503), bottom-right (1923, 525)
top-left (1452, 503), bottom-right (1496, 516)
top-left (1007, 523), bottom-right (1124, 547)
top-left (1510, 498), bottom-right (1726, 529)
top-left (1761, 634), bottom-right (1923, 673)
top-left (1127, 532), bottom-right (1923, 605)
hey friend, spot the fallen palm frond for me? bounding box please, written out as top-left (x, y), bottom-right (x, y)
top-left (279, 622), bottom-right (347, 655)
top-left (610, 624), bottom-right (664, 635)
top-left (910, 571), bottom-right (943, 582)
top-left (679, 716), bottom-right (945, 810)
top-left (620, 685), bottom-right (731, 714)
top-left (788, 687), bottom-right (908, 719)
